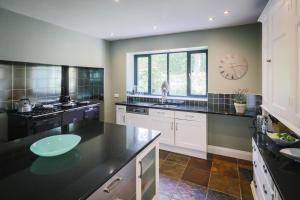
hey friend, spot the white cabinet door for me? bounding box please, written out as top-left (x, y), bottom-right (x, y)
top-left (126, 113), bottom-right (151, 129)
top-left (116, 106), bottom-right (126, 125)
top-left (291, 0), bottom-right (300, 128)
top-left (175, 118), bottom-right (207, 152)
top-left (149, 116), bottom-right (174, 145)
top-left (269, 0), bottom-right (293, 115)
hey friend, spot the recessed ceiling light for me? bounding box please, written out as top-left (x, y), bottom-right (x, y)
top-left (153, 25), bottom-right (158, 30)
top-left (114, 0), bottom-right (119, 3)
top-left (224, 10), bottom-right (230, 15)
top-left (110, 33), bottom-right (115, 37)
top-left (209, 17), bottom-right (214, 21)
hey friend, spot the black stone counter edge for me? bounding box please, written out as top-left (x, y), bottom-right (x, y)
top-left (252, 134), bottom-right (288, 200)
top-left (115, 102), bottom-right (258, 118)
top-left (82, 132), bottom-right (161, 200)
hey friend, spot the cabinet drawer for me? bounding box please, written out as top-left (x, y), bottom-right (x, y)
top-left (116, 105), bottom-right (126, 113)
top-left (87, 158), bottom-right (136, 200)
top-left (254, 171), bottom-right (266, 200)
top-left (175, 111), bottom-right (206, 122)
top-left (257, 152), bottom-right (274, 190)
top-left (149, 109), bottom-right (174, 118)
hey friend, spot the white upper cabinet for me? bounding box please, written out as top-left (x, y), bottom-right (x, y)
top-left (260, 0), bottom-right (300, 135)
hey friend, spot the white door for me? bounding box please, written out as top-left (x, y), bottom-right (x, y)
top-left (174, 119), bottom-right (207, 152)
top-left (116, 112), bottom-right (126, 125)
top-left (149, 116), bottom-right (174, 145)
top-left (126, 113), bottom-right (151, 129)
top-left (269, 0), bottom-right (293, 115)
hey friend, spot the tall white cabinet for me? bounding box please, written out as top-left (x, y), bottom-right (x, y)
top-left (260, 0), bottom-right (300, 135)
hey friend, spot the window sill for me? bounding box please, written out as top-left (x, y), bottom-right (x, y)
top-left (127, 94), bottom-right (208, 101)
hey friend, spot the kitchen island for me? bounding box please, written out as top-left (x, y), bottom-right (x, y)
top-left (0, 120), bottom-right (160, 200)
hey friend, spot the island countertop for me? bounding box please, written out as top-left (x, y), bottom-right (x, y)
top-left (0, 120), bottom-right (160, 200)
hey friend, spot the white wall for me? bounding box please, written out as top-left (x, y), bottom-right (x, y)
top-left (0, 8), bottom-right (113, 122)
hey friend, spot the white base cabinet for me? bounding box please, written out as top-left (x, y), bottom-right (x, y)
top-left (116, 106), bottom-right (207, 159)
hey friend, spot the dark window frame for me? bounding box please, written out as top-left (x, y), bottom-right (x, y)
top-left (134, 49), bottom-right (208, 98)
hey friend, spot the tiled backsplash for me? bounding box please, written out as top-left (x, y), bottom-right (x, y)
top-left (127, 93), bottom-right (262, 109)
top-left (0, 61), bottom-right (104, 110)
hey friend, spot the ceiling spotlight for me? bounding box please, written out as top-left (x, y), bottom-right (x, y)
top-left (114, 0), bottom-right (119, 3)
top-left (153, 25), bottom-right (158, 30)
top-left (224, 10), bottom-right (230, 15)
top-left (110, 33), bottom-right (115, 37)
top-left (209, 17), bottom-right (214, 21)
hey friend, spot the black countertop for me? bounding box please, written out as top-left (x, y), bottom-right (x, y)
top-left (252, 132), bottom-right (300, 200)
top-left (116, 101), bottom-right (259, 118)
top-left (0, 120), bottom-right (160, 200)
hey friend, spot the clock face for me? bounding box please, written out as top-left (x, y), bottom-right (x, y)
top-left (218, 54), bottom-right (248, 80)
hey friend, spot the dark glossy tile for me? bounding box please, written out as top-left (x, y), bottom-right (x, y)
top-left (240, 180), bottom-right (253, 200)
top-left (160, 150), bottom-right (169, 160)
top-left (159, 174), bottom-right (179, 194)
top-left (12, 90), bottom-right (25, 100)
top-left (158, 192), bottom-right (173, 200)
top-left (211, 161), bottom-right (238, 178)
top-left (206, 189), bottom-right (239, 200)
top-left (212, 154), bottom-right (238, 164)
top-left (166, 153), bottom-right (190, 166)
top-left (160, 160), bottom-right (185, 179)
top-left (188, 157), bottom-right (212, 172)
top-left (208, 174), bottom-right (241, 198)
top-left (182, 166), bottom-right (210, 187)
top-left (172, 181), bottom-right (207, 200)
top-left (239, 168), bottom-right (253, 182)
top-left (13, 78), bottom-right (26, 89)
top-left (238, 159), bottom-right (253, 170)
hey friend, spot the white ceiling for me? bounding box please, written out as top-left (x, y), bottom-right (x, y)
top-left (0, 0), bottom-right (268, 40)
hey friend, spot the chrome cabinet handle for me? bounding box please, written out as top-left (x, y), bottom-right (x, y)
top-left (263, 184), bottom-right (267, 194)
top-left (104, 177), bottom-right (122, 193)
top-left (139, 161), bottom-right (143, 178)
top-left (263, 165), bottom-right (268, 174)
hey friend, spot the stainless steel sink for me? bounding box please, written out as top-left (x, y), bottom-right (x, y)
top-left (152, 104), bottom-right (178, 108)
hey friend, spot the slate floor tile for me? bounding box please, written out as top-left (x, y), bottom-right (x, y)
top-left (211, 161), bottom-right (238, 178)
top-left (160, 160), bottom-right (186, 179)
top-left (239, 168), bottom-right (253, 182)
top-left (182, 166), bottom-right (210, 187)
top-left (172, 181), bottom-right (207, 200)
top-left (240, 180), bottom-right (254, 200)
top-left (208, 173), bottom-right (241, 198)
top-left (206, 189), bottom-right (240, 200)
top-left (188, 157), bottom-right (212, 172)
top-left (166, 152), bottom-right (190, 166)
top-left (160, 150), bottom-right (169, 160)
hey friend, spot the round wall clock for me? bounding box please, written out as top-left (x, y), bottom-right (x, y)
top-left (218, 54), bottom-right (248, 80)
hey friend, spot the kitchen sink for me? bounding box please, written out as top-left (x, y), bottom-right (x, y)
top-left (152, 104), bottom-right (179, 108)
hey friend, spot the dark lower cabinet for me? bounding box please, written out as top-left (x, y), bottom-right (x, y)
top-left (28, 113), bottom-right (62, 135)
top-left (62, 108), bottom-right (84, 125)
top-left (84, 106), bottom-right (99, 120)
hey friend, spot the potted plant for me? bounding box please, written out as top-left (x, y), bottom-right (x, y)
top-left (233, 88), bottom-right (248, 114)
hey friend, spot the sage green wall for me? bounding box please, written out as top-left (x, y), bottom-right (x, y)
top-left (0, 8), bottom-right (113, 122)
top-left (110, 24), bottom-right (262, 151)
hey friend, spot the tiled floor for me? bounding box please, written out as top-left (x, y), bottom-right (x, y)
top-left (159, 150), bottom-right (253, 200)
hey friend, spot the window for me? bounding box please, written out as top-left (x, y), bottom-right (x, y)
top-left (134, 49), bottom-right (208, 97)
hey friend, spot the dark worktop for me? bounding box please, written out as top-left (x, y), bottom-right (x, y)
top-left (116, 101), bottom-right (259, 118)
top-left (0, 120), bottom-right (160, 200)
top-left (252, 132), bottom-right (300, 200)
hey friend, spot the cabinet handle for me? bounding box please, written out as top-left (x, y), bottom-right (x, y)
top-left (263, 165), bottom-right (268, 174)
top-left (139, 161), bottom-right (143, 178)
top-left (103, 177), bottom-right (122, 193)
top-left (253, 161), bottom-right (257, 168)
top-left (185, 115), bottom-right (194, 118)
top-left (253, 180), bottom-right (257, 188)
top-left (266, 59), bottom-right (271, 63)
top-left (263, 184), bottom-right (268, 195)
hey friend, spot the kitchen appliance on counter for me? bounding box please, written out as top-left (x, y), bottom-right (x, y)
top-left (7, 103), bottom-right (100, 141)
top-left (17, 98), bottom-right (35, 113)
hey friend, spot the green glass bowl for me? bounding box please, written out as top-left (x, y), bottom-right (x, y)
top-left (30, 134), bottom-right (81, 157)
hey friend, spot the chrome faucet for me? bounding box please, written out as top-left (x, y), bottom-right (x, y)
top-left (161, 80), bottom-right (169, 104)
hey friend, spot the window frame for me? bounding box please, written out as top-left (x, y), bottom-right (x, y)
top-left (134, 49), bottom-right (208, 98)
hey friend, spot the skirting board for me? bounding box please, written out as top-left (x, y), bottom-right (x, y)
top-left (208, 145), bottom-right (252, 161)
top-left (160, 143), bottom-right (207, 160)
